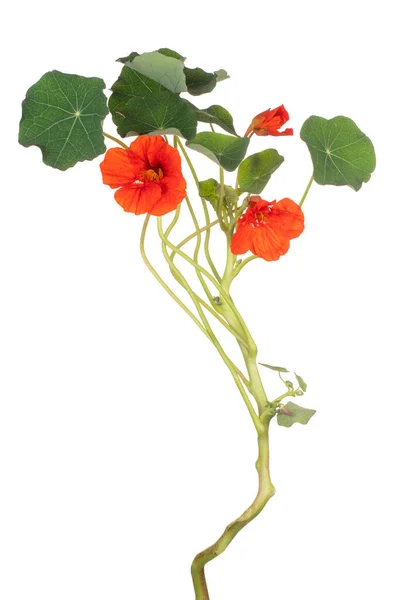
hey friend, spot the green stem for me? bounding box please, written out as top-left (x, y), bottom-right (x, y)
top-left (299, 174), bottom-right (314, 207)
top-left (191, 420), bottom-right (275, 600)
top-left (102, 132), bottom-right (128, 149)
top-left (176, 137), bottom-right (200, 188)
top-left (175, 137), bottom-right (221, 282)
top-left (233, 255), bottom-right (259, 278)
top-left (175, 220), bottom-right (219, 251)
top-left (157, 218), bottom-right (261, 431)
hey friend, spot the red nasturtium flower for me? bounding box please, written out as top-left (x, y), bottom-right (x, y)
top-left (100, 136), bottom-right (187, 216)
top-left (245, 105), bottom-right (293, 137)
top-left (231, 196), bottom-right (304, 261)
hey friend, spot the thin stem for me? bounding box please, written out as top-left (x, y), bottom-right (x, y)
top-left (185, 196), bottom-right (215, 304)
top-left (157, 218), bottom-right (261, 431)
top-left (140, 215), bottom-right (207, 337)
top-left (299, 174), bottom-right (314, 207)
top-left (233, 255), bottom-right (259, 278)
top-left (175, 220), bottom-right (219, 252)
top-left (176, 137), bottom-right (200, 188)
top-left (191, 421), bottom-right (275, 599)
top-left (159, 224), bottom-right (256, 354)
top-left (102, 132), bottom-right (128, 149)
top-left (175, 136), bottom-right (222, 281)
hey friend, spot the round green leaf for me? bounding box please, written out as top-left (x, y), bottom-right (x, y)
top-left (238, 149), bottom-right (284, 194)
top-left (186, 132), bottom-right (249, 171)
top-left (300, 116), bottom-right (376, 191)
top-left (111, 91), bottom-right (197, 139)
top-left (18, 70), bottom-right (108, 171)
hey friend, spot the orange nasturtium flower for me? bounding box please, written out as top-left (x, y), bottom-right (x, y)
top-left (100, 136), bottom-right (187, 216)
top-left (231, 196), bottom-right (304, 262)
top-left (245, 104), bottom-right (293, 137)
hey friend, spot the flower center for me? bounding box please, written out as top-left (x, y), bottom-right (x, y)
top-left (141, 167), bottom-right (164, 182)
top-left (254, 211), bottom-right (268, 225)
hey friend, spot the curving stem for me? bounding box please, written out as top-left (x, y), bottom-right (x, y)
top-left (191, 417), bottom-right (275, 599)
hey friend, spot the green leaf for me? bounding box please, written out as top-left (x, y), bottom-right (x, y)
top-left (215, 69), bottom-right (229, 82)
top-left (110, 65), bottom-right (163, 100)
top-left (117, 51), bottom-right (140, 64)
top-left (157, 48), bottom-right (186, 61)
top-left (259, 363), bottom-right (289, 373)
top-left (118, 48), bottom-right (186, 64)
top-left (111, 91), bottom-right (197, 139)
top-left (295, 373), bottom-right (307, 392)
top-left (184, 67), bottom-right (218, 96)
top-left (238, 149), bottom-right (284, 194)
top-left (186, 132), bottom-right (249, 171)
top-left (277, 402), bottom-right (316, 427)
top-left (195, 105), bottom-right (237, 136)
top-left (18, 70), bottom-right (108, 171)
top-left (199, 178), bottom-right (219, 208)
top-left (198, 179), bottom-right (238, 212)
top-left (124, 50), bottom-right (187, 94)
top-left (300, 116), bottom-right (376, 191)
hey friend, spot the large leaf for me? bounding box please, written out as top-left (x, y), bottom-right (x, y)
top-left (300, 116), bottom-right (376, 191)
top-left (238, 149), bottom-right (284, 193)
top-left (186, 132), bottom-right (249, 171)
top-left (18, 70), bottom-right (108, 171)
top-left (124, 51), bottom-right (187, 94)
top-left (109, 66), bottom-right (196, 139)
top-left (195, 105), bottom-right (237, 136)
top-left (111, 91), bottom-right (197, 139)
top-left (277, 402), bottom-right (316, 427)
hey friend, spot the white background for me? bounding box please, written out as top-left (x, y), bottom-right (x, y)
top-left (1, 1), bottom-right (399, 598)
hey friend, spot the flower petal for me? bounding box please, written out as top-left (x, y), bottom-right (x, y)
top-left (100, 148), bottom-right (138, 189)
top-left (151, 175), bottom-right (187, 216)
top-left (231, 222), bottom-right (253, 255)
top-left (114, 183), bottom-right (162, 214)
top-left (273, 198), bottom-right (305, 239)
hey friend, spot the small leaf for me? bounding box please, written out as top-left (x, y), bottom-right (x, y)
top-left (184, 67), bottom-right (217, 96)
top-left (259, 363), bottom-right (289, 373)
top-left (215, 69), bottom-right (229, 82)
top-left (195, 105), bottom-right (237, 136)
top-left (110, 91), bottom-right (197, 139)
top-left (277, 402), bottom-right (316, 427)
top-left (125, 50), bottom-right (187, 94)
top-left (300, 115), bottom-right (376, 191)
top-left (238, 149), bottom-right (284, 194)
top-left (295, 373), bottom-right (307, 392)
top-left (18, 70), bottom-right (108, 171)
top-left (198, 180), bottom-right (238, 212)
top-left (186, 132), bottom-right (249, 171)
top-left (199, 178), bottom-right (219, 209)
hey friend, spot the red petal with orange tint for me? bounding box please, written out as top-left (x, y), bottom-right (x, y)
top-left (114, 184), bottom-right (162, 214)
top-left (100, 148), bottom-right (138, 189)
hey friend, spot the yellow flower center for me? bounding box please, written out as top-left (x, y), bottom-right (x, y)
top-left (142, 167), bottom-right (164, 182)
top-left (254, 211), bottom-right (268, 224)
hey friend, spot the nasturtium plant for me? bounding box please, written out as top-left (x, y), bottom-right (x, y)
top-left (18, 47), bottom-right (376, 600)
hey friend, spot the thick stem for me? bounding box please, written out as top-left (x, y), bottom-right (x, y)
top-left (191, 420), bottom-right (275, 599)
